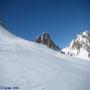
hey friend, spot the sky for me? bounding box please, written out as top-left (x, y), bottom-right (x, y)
top-left (0, 0), bottom-right (90, 48)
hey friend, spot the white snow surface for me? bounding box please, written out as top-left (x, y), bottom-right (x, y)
top-left (0, 26), bottom-right (90, 90)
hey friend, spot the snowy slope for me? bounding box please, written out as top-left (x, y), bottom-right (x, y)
top-left (0, 22), bottom-right (17, 41)
top-left (0, 25), bottom-right (90, 90)
top-left (63, 31), bottom-right (90, 59)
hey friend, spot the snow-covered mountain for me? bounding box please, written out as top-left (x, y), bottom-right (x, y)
top-left (0, 19), bottom-right (32, 44)
top-left (0, 19), bottom-right (18, 42)
top-left (0, 21), bottom-right (90, 90)
top-left (63, 31), bottom-right (90, 59)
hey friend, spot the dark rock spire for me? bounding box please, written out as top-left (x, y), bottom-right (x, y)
top-left (35, 32), bottom-right (60, 51)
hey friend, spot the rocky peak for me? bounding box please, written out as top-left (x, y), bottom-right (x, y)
top-left (70, 31), bottom-right (90, 49)
top-left (63, 31), bottom-right (90, 59)
top-left (35, 32), bottom-right (60, 51)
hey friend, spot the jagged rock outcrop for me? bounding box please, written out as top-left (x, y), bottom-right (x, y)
top-left (63, 31), bottom-right (90, 59)
top-left (35, 32), bottom-right (60, 51)
top-left (0, 18), bottom-right (7, 29)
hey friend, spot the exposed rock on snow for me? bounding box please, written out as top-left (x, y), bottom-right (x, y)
top-left (63, 31), bottom-right (90, 59)
top-left (35, 32), bottom-right (60, 51)
top-left (0, 20), bottom-right (90, 90)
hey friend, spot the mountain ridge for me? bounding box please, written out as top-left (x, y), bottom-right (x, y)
top-left (63, 31), bottom-right (90, 59)
top-left (35, 32), bottom-right (60, 51)
top-left (0, 18), bottom-right (90, 59)
top-left (0, 22), bottom-right (90, 90)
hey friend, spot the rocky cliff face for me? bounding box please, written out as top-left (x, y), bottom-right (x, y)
top-left (0, 18), bottom-right (7, 29)
top-left (35, 32), bottom-right (60, 51)
top-left (63, 31), bottom-right (90, 59)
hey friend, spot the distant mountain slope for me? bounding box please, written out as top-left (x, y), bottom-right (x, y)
top-left (63, 31), bottom-right (90, 59)
top-left (35, 32), bottom-right (60, 51)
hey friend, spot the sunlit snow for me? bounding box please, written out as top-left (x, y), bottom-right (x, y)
top-left (0, 25), bottom-right (90, 90)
